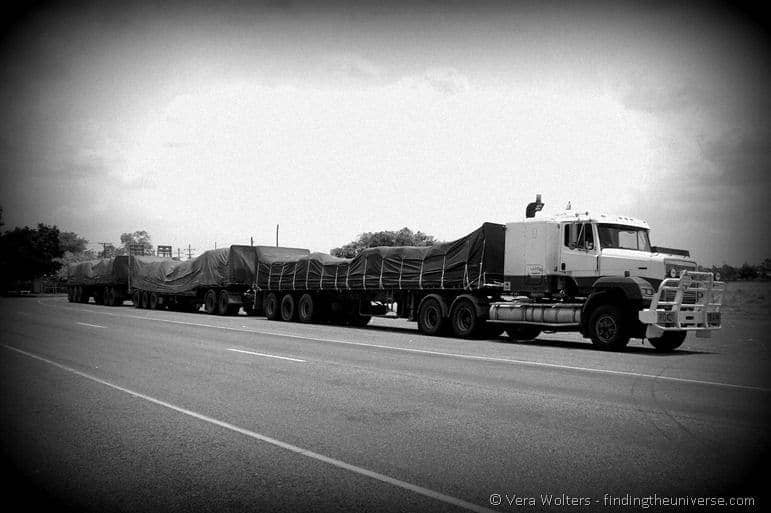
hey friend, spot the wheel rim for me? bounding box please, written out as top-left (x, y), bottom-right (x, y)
top-left (596, 315), bottom-right (617, 343)
top-left (456, 305), bottom-right (474, 333)
top-left (424, 304), bottom-right (439, 330)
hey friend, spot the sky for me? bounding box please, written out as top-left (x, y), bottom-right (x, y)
top-left (0, 0), bottom-right (768, 265)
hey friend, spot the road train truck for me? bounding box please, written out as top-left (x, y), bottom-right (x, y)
top-left (246, 196), bottom-right (724, 351)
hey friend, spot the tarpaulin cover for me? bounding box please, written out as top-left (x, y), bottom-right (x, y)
top-left (130, 245), bottom-right (264, 294)
top-left (67, 256), bottom-right (129, 286)
top-left (254, 246), bottom-right (313, 290)
top-left (263, 223), bottom-right (505, 292)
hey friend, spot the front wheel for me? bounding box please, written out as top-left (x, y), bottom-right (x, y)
top-left (588, 304), bottom-right (629, 350)
top-left (648, 331), bottom-right (687, 352)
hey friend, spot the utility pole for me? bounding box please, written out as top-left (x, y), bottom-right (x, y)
top-left (250, 236), bottom-right (253, 246)
top-left (185, 244), bottom-right (196, 260)
top-left (98, 242), bottom-right (113, 258)
top-left (276, 224), bottom-right (279, 247)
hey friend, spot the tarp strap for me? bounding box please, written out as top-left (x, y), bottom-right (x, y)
top-left (335, 267), bottom-right (338, 290)
top-left (279, 264), bottom-right (285, 291)
top-left (363, 256), bottom-right (367, 290)
top-left (305, 261), bottom-right (310, 290)
top-left (419, 261), bottom-right (423, 290)
top-left (399, 258), bottom-right (404, 290)
top-left (293, 263), bottom-right (297, 290)
top-left (320, 266), bottom-right (325, 290)
top-left (255, 263), bottom-right (261, 291)
top-left (267, 264), bottom-right (271, 290)
top-left (346, 265), bottom-right (350, 290)
top-left (441, 255), bottom-right (446, 289)
top-left (379, 259), bottom-right (384, 289)
top-left (478, 238), bottom-right (486, 288)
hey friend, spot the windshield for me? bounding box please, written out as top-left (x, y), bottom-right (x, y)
top-left (597, 224), bottom-right (651, 252)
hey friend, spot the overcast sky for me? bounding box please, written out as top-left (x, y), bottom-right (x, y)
top-left (0, 0), bottom-right (768, 265)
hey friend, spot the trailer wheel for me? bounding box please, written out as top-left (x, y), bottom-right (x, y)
top-left (588, 304), bottom-right (629, 350)
top-left (132, 290), bottom-right (141, 308)
top-left (505, 326), bottom-right (542, 341)
top-left (280, 294), bottom-right (296, 321)
top-left (648, 331), bottom-right (687, 352)
top-left (105, 286), bottom-right (116, 306)
top-left (148, 292), bottom-right (159, 310)
top-left (418, 298), bottom-right (447, 335)
top-left (298, 294), bottom-right (316, 323)
top-left (204, 289), bottom-right (217, 315)
top-left (450, 298), bottom-right (481, 338)
top-left (264, 293), bottom-right (280, 320)
top-left (140, 290), bottom-right (150, 309)
top-left (217, 290), bottom-right (230, 316)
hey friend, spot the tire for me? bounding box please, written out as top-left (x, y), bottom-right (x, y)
top-left (94, 287), bottom-right (104, 305)
top-left (204, 289), bottom-right (217, 315)
top-left (217, 290), bottom-right (230, 316)
top-left (450, 298), bottom-right (481, 338)
top-left (505, 326), bottom-right (542, 341)
top-left (148, 292), bottom-right (158, 310)
top-left (132, 290), bottom-right (141, 308)
top-left (264, 293), bottom-right (280, 320)
top-left (649, 331), bottom-right (687, 352)
top-left (67, 287), bottom-right (74, 302)
top-left (280, 294), bottom-right (296, 322)
top-left (298, 294), bottom-right (316, 323)
top-left (588, 304), bottom-right (630, 350)
top-left (418, 298), bottom-right (447, 336)
top-left (140, 290), bottom-right (150, 309)
top-left (105, 286), bottom-right (116, 306)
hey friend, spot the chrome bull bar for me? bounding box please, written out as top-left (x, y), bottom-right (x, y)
top-left (638, 271), bottom-right (725, 338)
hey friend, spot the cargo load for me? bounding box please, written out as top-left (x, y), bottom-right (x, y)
top-left (130, 246), bottom-right (262, 294)
top-left (262, 223), bottom-right (506, 292)
top-left (68, 256), bottom-right (129, 286)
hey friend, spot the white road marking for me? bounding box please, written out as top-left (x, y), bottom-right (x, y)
top-left (2, 344), bottom-right (494, 513)
top-left (227, 348), bottom-right (306, 363)
top-left (38, 299), bottom-right (771, 393)
top-left (76, 322), bottom-right (106, 329)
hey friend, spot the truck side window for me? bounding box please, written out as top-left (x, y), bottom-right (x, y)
top-left (564, 223), bottom-right (594, 249)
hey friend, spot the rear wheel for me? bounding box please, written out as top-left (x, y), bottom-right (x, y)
top-left (298, 294), bottom-right (316, 323)
top-left (132, 290), bottom-right (141, 308)
top-left (588, 304), bottom-right (629, 350)
top-left (204, 289), bottom-right (217, 315)
top-left (505, 326), bottom-right (542, 341)
top-left (264, 293), bottom-right (280, 320)
top-left (148, 292), bottom-right (159, 310)
top-left (649, 331), bottom-right (687, 352)
top-left (217, 290), bottom-right (231, 316)
top-left (418, 298), bottom-right (447, 336)
top-left (280, 294), bottom-right (296, 321)
top-left (450, 298), bottom-right (481, 338)
top-left (140, 290), bottom-right (150, 309)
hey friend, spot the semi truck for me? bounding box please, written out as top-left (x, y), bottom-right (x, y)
top-left (243, 196), bottom-right (724, 351)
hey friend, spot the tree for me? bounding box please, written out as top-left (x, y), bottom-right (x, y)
top-left (738, 262), bottom-right (758, 280)
top-left (119, 230), bottom-right (153, 255)
top-left (331, 227), bottom-right (437, 258)
top-left (0, 223), bottom-right (63, 292)
top-left (59, 231), bottom-right (88, 254)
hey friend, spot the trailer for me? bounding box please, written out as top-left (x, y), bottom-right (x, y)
top-left (66, 256), bottom-right (130, 306)
top-left (247, 196), bottom-right (724, 351)
top-left (130, 245), bottom-right (309, 314)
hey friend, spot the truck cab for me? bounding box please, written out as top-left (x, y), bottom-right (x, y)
top-left (491, 198), bottom-right (723, 351)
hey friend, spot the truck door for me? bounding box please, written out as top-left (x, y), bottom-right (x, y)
top-left (560, 223), bottom-right (599, 290)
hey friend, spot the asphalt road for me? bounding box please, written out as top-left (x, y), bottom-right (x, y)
top-left (1, 296), bottom-right (769, 512)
